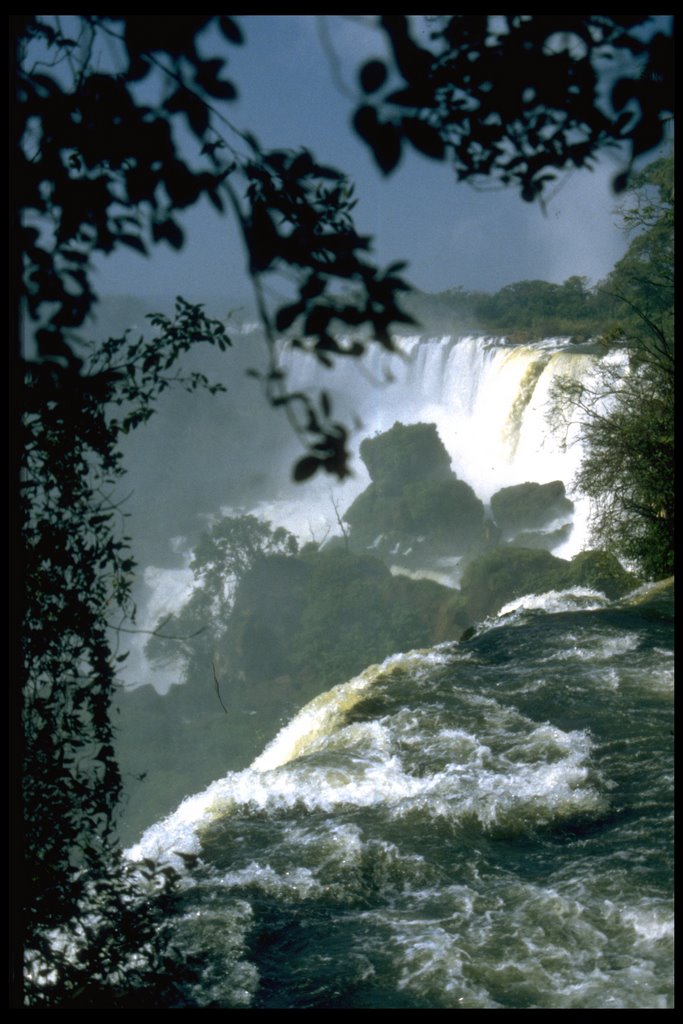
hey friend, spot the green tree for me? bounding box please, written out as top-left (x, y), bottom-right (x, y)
top-left (20, 299), bottom-right (232, 1005)
top-left (145, 515), bottom-right (298, 684)
top-left (550, 153), bottom-right (674, 577)
top-left (600, 153), bottom-right (674, 368)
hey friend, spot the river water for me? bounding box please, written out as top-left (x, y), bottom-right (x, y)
top-left (118, 334), bottom-right (673, 1008)
top-left (127, 581), bottom-right (674, 1009)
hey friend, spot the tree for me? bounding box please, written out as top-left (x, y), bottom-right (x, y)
top-left (19, 297), bottom-right (233, 1005)
top-left (353, 16), bottom-right (672, 195)
top-left (550, 153), bottom-right (674, 577)
top-left (601, 153), bottom-right (674, 370)
top-left (12, 14), bottom-right (674, 1007)
top-left (144, 515), bottom-right (299, 684)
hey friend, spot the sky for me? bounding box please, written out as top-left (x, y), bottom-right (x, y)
top-left (90, 14), bottom-right (665, 309)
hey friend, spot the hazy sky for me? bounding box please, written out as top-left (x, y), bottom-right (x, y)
top-left (93, 14), bottom-right (667, 306)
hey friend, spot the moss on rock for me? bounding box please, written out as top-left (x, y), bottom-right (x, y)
top-left (344, 422), bottom-right (486, 561)
top-left (490, 480), bottom-right (574, 537)
top-left (459, 546), bottom-right (571, 620)
top-left (566, 549), bottom-right (640, 600)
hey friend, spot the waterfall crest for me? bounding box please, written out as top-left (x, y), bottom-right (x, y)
top-left (274, 334), bottom-right (605, 557)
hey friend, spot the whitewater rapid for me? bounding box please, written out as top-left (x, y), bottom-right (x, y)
top-left (123, 587), bottom-right (617, 870)
top-left (120, 581), bottom-right (673, 1009)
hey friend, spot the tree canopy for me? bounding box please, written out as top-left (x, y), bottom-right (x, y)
top-left (145, 514), bottom-right (299, 682)
top-left (550, 153), bottom-right (674, 577)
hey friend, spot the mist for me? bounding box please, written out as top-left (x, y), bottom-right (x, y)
top-left (106, 292), bottom-right (622, 848)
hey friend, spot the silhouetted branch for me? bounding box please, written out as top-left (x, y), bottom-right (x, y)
top-left (212, 661), bottom-right (230, 715)
top-left (107, 617), bottom-right (208, 641)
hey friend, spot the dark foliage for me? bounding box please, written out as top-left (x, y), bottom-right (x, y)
top-left (355, 16), bottom-right (673, 200)
top-left (20, 299), bottom-right (232, 1003)
top-left (23, 856), bottom-right (200, 1009)
top-left (15, 15), bottom-right (673, 476)
top-left (549, 154), bottom-right (674, 578)
top-left (14, 14), bottom-right (415, 481)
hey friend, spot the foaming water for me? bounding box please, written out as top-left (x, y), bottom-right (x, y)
top-left (122, 594), bottom-right (673, 1009)
top-left (498, 588), bottom-right (611, 617)
top-left (112, 332), bottom-right (672, 1008)
top-left (271, 334), bottom-right (612, 555)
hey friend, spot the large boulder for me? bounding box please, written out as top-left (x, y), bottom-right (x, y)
top-left (565, 549), bottom-right (639, 600)
top-left (459, 546), bottom-right (570, 621)
top-left (344, 475), bottom-right (485, 559)
top-left (344, 422), bottom-right (486, 562)
top-left (359, 421), bottom-right (453, 493)
top-left (490, 481), bottom-right (574, 538)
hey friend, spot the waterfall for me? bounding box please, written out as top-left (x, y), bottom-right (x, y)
top-left (110, 331), bottom-right (672, 1012)
top-left (271, 334), bottom-right (605, 556)
top-left (120, 333), bottom-right (607, 690)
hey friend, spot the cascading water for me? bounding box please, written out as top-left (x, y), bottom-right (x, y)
top-left (245, 333), bottom-right (613, 559)
top-left (121, 332), bottom-right (616, 691)
top-left (108, 331), bottom-right (672, 1009)
top-left (122, 583), bottom-right (673, 1009)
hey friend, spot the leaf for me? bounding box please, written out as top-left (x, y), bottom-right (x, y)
top-left (196, 61), bottom-right (237, 101)
top-left (218, 16), bottom-right (243, 44)
top-left (205, 77), bottom-right (237, 101)
top-left (401, 117), bottom-right (445, 160)
top-left (359, 60), bottom-right (388, 94)
top-left (612, 170), bottom-right (630, 194)
top-left (354, 106), bottom-right (402, 174)
top-left (293, 455), bottom-right (322, 482)
top-left (353, 104), bottom-right (377, 142)
top-left (184, 92), bottom-right (210, 138)
top-left (118, 234), bottom-right (148, 255)
top-left (207, 188), bottom-right (224, 212)
top-left (275, 302), bottom-right (303, 332)
top-left (153, 218), bottom-right (184, 250)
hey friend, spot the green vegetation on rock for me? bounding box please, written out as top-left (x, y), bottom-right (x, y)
top-left (490, 481), bottom-right (574, 538)
top-left (460, 545), bottom-right (639, 621)
top-left (344, 422), bottom-right (486, 562)
top-left (359, 422), bottom-right (453, 491)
